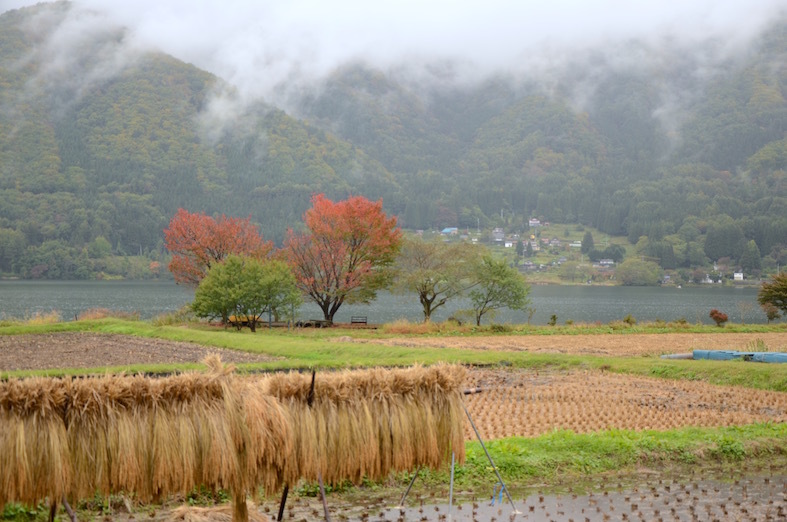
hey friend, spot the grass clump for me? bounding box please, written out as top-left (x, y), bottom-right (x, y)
top-left (77, 308), bottom-right (140, 321)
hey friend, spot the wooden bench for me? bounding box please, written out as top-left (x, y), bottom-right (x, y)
top-left (350, 316), bottom-right (368, 325)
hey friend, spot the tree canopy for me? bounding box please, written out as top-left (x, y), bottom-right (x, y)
top-left (468, 255), bottom-right (531, 326)
top-left (758, 272), bottom-right (787, 318)
top-left (192, 255), bottom-right (300, 331)
top-left (283, 194), bottom-right (401, 322)
top-left (393, 236), bottom-right (481, 322)
top-left (164, 209), bottom-right (273, 285)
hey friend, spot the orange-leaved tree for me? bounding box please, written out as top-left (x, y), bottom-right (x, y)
top-left (164, 208), bottom-right (273, 285)
top-left (284, 194), bottom-right (402, 322)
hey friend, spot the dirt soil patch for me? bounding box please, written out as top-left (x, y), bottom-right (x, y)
top-left (372, 332), bottom-right (787, 356)
top-left (0, 332), bottom-right (278, 371)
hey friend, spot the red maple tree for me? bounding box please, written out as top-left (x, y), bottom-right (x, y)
top-left (284, 194), bottom-right (402, 322)
top-left (164, 209), bottom-right (273, 285)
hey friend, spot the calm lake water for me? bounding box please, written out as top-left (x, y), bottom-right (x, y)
top-left (0, 280), bottom-right (770, 325)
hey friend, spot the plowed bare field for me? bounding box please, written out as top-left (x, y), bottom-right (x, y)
top-left (373, 331), bottom-right (787, 356)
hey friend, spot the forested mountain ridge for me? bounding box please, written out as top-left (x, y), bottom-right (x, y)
top-left (0, 2), bottom-right (397, 278)
top-left (0, 2), bottom-right (785, 279)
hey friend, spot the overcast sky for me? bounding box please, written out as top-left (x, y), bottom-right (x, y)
top-left (4, 0), bottom-right (785, 102)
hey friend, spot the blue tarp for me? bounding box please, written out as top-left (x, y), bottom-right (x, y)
top-left (692, 350), bottom-right (787, 363)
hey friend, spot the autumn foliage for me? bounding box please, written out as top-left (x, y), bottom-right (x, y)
top-left (164, 209), bottom-right (273, 285)
top-left (284, 194), bottom-right (402, 322)
top-left (709, 308), bottom-right (729, 327)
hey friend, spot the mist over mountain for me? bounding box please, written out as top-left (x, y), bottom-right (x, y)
top-left (0, 1), bottom-right (785, 279)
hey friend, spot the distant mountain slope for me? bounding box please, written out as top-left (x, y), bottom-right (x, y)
top-left (0, 2), bottom-right (785, 279)
top-left (0, 2), bottom-right (397, 277)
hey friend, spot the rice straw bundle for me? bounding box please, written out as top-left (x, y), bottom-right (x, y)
top-left (1, 358), bottom-right (464, 520)
top-left (0, 377), bottom-right (70, 510)
top-left (63, 356), bottom-right (264, 502)
top-left (235, 381), bottom-right (293, 493)
top-left (261, 364), bottom-right (466, 485)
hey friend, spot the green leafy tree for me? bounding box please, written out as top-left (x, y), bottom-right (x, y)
top-left (616, 258), bottom-right (662, 286)
top-left (394, 236), bottom-right (480, 322)
top-left (757, 272), bottom-right (787, 318)
top-left (740, 240), bottom-right (762, 272)
top-left (192, 255), bottom-right (300, 331)
top-left (581, 231), bottom-right (594, 254)
top-left (558, 260), bottom-right (583, 282)
top-left (704, 217), bottom-right (745, 262)
top-left (468, 255), bottom-right (531, 326)
top-left (0, 228), bottom-right (26, 272)
top-left (87, 236), bottom-right (112, 259)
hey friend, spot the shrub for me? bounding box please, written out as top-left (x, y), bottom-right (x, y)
top-left (548, 314), bottom-right (558, 326)
top-left (709, 308), bottom-right (729, 327)
top-left (608, 320), bottom-right (629, 331)
top-left (623, 314), bottom-right (637, 326)
top-left (490, 323), bottom-right (512, 333)
top-left (382, 319), bottom-right (441, 335)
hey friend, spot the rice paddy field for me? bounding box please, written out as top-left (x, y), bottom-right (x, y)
top-left (1, 320), bottom-right (787, 520)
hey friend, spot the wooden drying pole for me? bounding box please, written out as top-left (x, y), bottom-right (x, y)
top-left (277, 370), bottom-right (332, 522)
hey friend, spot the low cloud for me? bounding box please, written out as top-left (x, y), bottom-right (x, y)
top-left (5, 0), bottom-right (784, 106)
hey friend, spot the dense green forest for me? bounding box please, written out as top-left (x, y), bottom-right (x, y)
top-left (0, 2), bottom-right (785, 279)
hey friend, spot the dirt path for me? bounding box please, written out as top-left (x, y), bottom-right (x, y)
top-left (372, 331), bottom-right (787, 356)
top-left (0, 332), bottom-right (277, 371)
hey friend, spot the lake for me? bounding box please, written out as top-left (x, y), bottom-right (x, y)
top-left (0, 280), bottom-right (770, 325)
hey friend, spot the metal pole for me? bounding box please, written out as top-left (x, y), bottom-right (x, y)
top-left (276, 486), bottom-right (288, 521)
top-left (396, 466), bottom-right (421, 508)
top-left (461, 401), bottom-right (520, 514)
top-left (448, 452), bottom-right (456, 522)
top-left (318, 474), bottom-right (332, 522)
